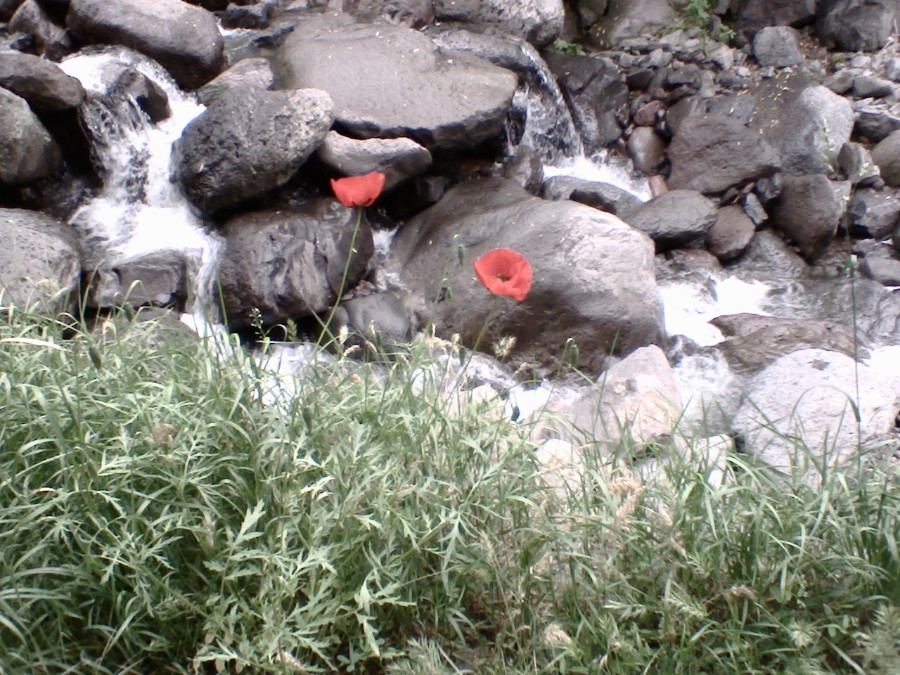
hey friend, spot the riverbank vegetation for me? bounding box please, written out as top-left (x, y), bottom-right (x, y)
top-left (2, 303), bottom-right (900, 673)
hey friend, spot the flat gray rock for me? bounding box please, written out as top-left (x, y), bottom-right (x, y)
top-left (317, 132), bottom-right (432, 192)
top-left (275, 12), bottom-right (517, 150)
top-left (623, 189), bottom-right (718, 251)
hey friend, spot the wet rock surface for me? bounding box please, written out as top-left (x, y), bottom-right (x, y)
top-left (0, 207), bottom-right (80, 311)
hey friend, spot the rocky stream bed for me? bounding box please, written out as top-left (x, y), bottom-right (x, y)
top-left (1, 0), bottom-right (900, 477)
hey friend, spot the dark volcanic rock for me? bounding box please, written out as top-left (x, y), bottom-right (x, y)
top-left (752, 26), bottom-right (804, 67)
top-left (544, 50), bottom-right (627, 152)
top-left (0, 88), bottom-right (62, 185)
top-left (846, 188), bottom-right (900, 238)
top-left (0, 207), bottom-right (80, 311)
top-left (749, 74), bottom-right (854, 175)
top-left (218, 201), bottom-right (374, 331)
top-left (623, 189), bottom-right (718, 251)
top-left (707, 205), bottom-right (756, 262)
top-left (0, 51), bottom-right (85, 112)
top-left (872, 131), bottom-right (900, 187)
top-left (770, 174), bottom-right (841, 260)
top-left (732, 0), bottom-right (817, 38)
top-left (816, 0), bottom-right (898, 53)
top-left (197, 57), bottom-right (274, 107)
top-left (432, 0), bottom-right (563, 47)
top-left (540, 176), bottom-right (644, 217)
top-left (316, 132), bottom-right (432, 192)
top-left (667, 114), bottom-right (779, 194)
top-left (172, 87), bottom-right (334, 215)
top-left (712, 313), bottom-right (867, 373)
top-left (9, 0), bottom-right (72, 58)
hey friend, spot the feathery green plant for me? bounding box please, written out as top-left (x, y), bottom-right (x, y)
top-left (1, 302), bottom-right (899, 673)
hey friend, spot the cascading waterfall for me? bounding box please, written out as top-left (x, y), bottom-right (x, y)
top-left (510, 43), bottom-right (653, 200)
top-left (60, 46), bottom-right (223, 319)
top-left (506, 40), bottom-right (583, 163)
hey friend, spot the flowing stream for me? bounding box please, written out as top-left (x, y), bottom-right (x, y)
top-left (60, 46), bottom-right (223, 318)
top-left (55, 42), bottom-right (900, 427)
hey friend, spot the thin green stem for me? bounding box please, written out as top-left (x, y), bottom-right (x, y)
top-left (317, 206), bottom-right (364, 349)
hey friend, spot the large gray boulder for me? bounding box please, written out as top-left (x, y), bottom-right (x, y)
top-left (623, 189), bottom-right (718, 251)
top-left (817, 0), bottom-right (898, 52)
top-left (731, 0), bottom-right (817, 38)
top-left (667, 114), bottom-right (779, 194)
top-left (0, 52), bottom-right (85, 112)
top-left (392, 178), bottom-right (664, 374)
top-left (67, 0), bottom-right (225, 90)
top-left (732, 349), bottom-right (900, 478)
top-left (0, 208), bottom-right (81, 311)
top-left (172, 87), bottom-right (334, 215)
top-left (749, 74), bottom-right (854, 175)
top-left (432, 0), bottom-right (564, 47)
top-left (274, 12), bottom-right (517, 151)
top-left (0, 88), bottom-right (62, 185)
top-left (752, 26), bottom-right (804, 68)
top-left (217, 201), bottom-right (374, 331)
top-left (197, 57), bottom-right (274, 107)
top-left (846, 188), bottom-right (900, 238)
top-left (770, 174), bottom-right (841, 260)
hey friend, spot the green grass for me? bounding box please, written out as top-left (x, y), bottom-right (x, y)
top-left (1, 303), bottom-right (899, 673)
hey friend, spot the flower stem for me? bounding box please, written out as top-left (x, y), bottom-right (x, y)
top-left (471, 295), bottom-right (499, 356)
top-left (319, 206), bottom-right (363, 347)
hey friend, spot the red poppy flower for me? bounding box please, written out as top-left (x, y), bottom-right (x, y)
top-left (330, 171), bottom-right (386, 208)
top-left (473, 248), bottom-right (532, 302)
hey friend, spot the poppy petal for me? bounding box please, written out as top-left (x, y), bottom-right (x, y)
top-left (330, 171), bottom-right (386, 208)
top-left (472, 248), bottom-right (532, 302)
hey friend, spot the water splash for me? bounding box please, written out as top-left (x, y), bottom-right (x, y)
top-left (660, 275), bottom-right (771, 346)
top-left (60, 46), bottom-right (223, 318)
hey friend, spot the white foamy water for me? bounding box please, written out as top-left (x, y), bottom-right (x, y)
top-left (660, 276), bottom-right (772, 346)
top-left (60, 47), bottom-right (223, 318)
top-left (542, 151), bottom-right (653, 202)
